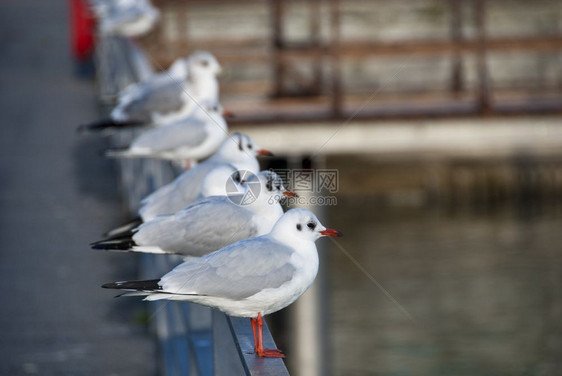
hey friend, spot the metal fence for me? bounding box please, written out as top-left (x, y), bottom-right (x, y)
top-left (136, 0), bottom-right (562, 123)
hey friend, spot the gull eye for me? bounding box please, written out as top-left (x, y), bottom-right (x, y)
top-left (248, 144), bottom-right (253, 150)
top-left (276, 184), bottom-right (281, 190)
top-left (200, 60), bottom-right (209, 67)
top-left (307, 222), bottom-right (316, 230)
top-left (234, 171), bottom-right (241, 183)
top-left (296, 224), bottom-right (302, 231)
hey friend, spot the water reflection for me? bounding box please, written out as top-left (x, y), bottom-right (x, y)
top-left (328, 199), bottom-right (562, 375)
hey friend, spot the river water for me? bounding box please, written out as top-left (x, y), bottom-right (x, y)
top-left (326, 198), bottom-right (562, 375)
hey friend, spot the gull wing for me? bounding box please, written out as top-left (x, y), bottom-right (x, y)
top-left (134, 197), bottom-right (257, 257)
top-left (160, 236), bottom-right (296, 300)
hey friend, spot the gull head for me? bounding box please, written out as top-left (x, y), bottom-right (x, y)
top-left (187, 51), bottom-right (222, 77)
top-left (168, 58), bottom-right (189, 80)
top-left (215, 133), bottom-right (272, 172)
top-left (245, 170), bottom-right (296, 204)
top-left (195, 99), bottom-right (224, 117)
top-left (200, 164), bottom-right (243, 198)
top-left (271, 208), bottom-right (342, 243)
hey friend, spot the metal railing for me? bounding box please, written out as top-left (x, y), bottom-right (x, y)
top-left (136, 0), bottom-right (562, 124)
top-left (95, 35), bottom-right (290, 376)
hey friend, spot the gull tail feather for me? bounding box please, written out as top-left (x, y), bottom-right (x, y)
top-left (102, 279), bottom-right (162, 291)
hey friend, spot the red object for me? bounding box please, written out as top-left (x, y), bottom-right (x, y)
top-left (250, 313), bottom-right (285, 358)
top-left (69, 0), bottom-right (95, 61)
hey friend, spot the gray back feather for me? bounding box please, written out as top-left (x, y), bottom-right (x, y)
top-left (139, 161), bottom-right (217, 220)
top-left (135, 197), bottom-right (257, 256)
top-left (160, 237), bottom-right (296, 300)
top-left (131, 116), bottom-right (208, 152)
top-left (125, 79), bottom-right (184, 121)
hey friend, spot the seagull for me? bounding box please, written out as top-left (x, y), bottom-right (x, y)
top-left (104, 133), bottom-right (273, 236)
top-left (105, 100), bottom-right (228, 165)
top-left (102, 208), bottom-right (342, 358)
top-left (94, 0), bottom-right (160, 38)
top-left (79, 51), bottom-right (221, 133)
top-left (92, 171), bottom-right (296, 256)
top-left (198, 163), bottom-right (244, 199)
top-left (104, 162), bottom-right (242, 238)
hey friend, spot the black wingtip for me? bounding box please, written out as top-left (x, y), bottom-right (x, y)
top-left (102, 279), bottom-right (162, 291)
top-left (91, 238), bottom-right (136, 251)
top-left (76, 119), bottom-right (145, 134)
top-left (91, 231), bottom-right (134, 246)
top-left (102, 282), bottom-right (119, 289)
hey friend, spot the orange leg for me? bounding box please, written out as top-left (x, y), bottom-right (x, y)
top-left (250, 317), bottom-right (258, 353)
top-left (255, 313), bottom-right (285, 358)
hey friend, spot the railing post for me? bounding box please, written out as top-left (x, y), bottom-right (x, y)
top-left (449, 0), bottom-right (464, 93)
top-left (329, 0), bottom-right (343, 118)
top-left (271, 0), bottom-right (286, 97)
top-left (474, 0), bottom-right (491, 113)
top-left (309, 0), bottom-right (323, 95)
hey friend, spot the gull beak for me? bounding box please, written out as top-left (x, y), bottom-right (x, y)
top-left (222, 109), bottom-right (235, 118)
top-left (282, 190), bottom-right (298, 197)
top-left (257, 149), bottom-right (274, 157)
top-left (320, 228), bottom-right (343, 237)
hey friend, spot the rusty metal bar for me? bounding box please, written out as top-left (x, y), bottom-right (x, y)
top-left (141, 36), bottom-right (562, 68)
top-left (309, 0), bottom-right (323, 94)
top-left (278, 36), bottom-right (562, 58)
top-left (449, 0), bottom-right (464, 93)
top-left (144, 0), bottom-right (562, 124)
top-left (329, 0), bottom-right (342, 117)
top-left (475, 0), bottom-right (491, 113)
top-left (270, 0), bottom-right (286, 97)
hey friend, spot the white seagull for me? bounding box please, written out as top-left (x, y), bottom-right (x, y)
top-left (92, 171), bottom-right (296, 256)
top-left (79, 51), bottom-right (221, 132)
top-left (104, 133), bottom-right (273, 236)
top-left (102, 209), bottom-right (342, 358)
top-left (105, 99), bottom-right (228, 165)
top-left (94, 0), bottom-right (160, 38)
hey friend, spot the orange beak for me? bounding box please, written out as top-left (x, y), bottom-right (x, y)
top-left (282, 190), bottom-right (298, 197)
top-left (320, 228), bottom-right (343, 237)
top-left (257, 149), bottom-right (274, 157)
top-left (222, 109), bottom-right (235, 118)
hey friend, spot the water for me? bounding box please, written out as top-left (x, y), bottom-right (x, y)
top-left (327, 199), bottom-right (562, 375)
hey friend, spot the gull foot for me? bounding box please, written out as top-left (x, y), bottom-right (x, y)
top-left (257, 348), bottom-right (285, 358)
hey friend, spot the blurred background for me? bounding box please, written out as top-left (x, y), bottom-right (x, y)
top-left (2, 0), bottom-right (562, 375)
